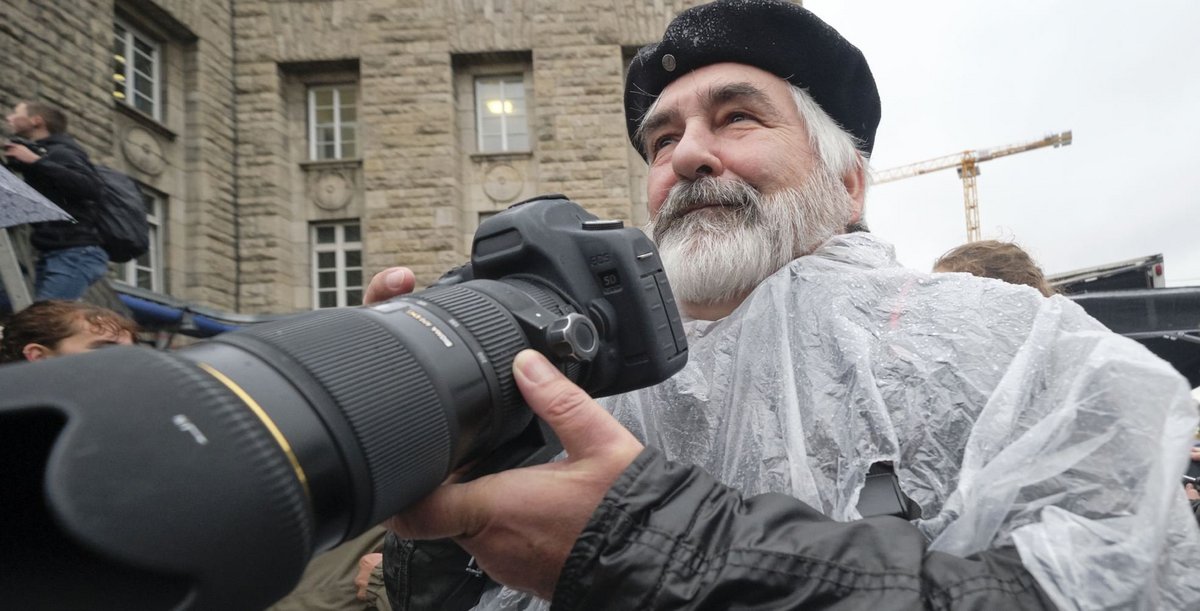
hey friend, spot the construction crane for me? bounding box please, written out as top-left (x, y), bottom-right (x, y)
top-left (872, 131), bottom-right (1072, 242)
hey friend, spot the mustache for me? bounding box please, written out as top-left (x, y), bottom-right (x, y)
top-left (650, 178), bottom-right (763, 242)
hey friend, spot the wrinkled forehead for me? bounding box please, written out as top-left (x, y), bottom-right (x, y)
top-left (655, 63), bottom-right (796, 110)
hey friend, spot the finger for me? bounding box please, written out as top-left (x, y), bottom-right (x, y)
top-left (354, 553), bottom-right (382, 599)
top-left (512, 350), bottom-right (642, 460)
top-left (355, 572), bottom-right (370, 600)
top-left (363, 267), bottom-right (415, 305)
top-left (384, 481), bottom-right (485, 540)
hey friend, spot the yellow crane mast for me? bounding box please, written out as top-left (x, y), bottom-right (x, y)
top-left (871, 131), bottom-right (1072, 242)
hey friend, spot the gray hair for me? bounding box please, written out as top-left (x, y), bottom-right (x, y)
top-left (788, 85), bottom-right (867, 185)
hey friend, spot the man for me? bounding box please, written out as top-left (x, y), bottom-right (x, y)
top-left (0, 299), bottom-right (135, 362)
top-left (1, 101), bottom-right (107, 313)
top-left (369, 1), bottom-right (1200, 609)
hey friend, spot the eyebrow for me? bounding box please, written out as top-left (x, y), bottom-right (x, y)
top-left (638, 81), bottom-right (785, 151)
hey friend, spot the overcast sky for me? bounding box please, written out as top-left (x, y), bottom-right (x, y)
top-left (803, 0), bottom-right (1200, 286)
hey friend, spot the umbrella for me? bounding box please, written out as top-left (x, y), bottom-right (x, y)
top-left (1, 164), bottom-right (72, 311)
top-left (0, 164), bottom-right (73, 228)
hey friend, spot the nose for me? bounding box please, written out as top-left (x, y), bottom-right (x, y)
top-left (670, 125), bottom-right (724, 181)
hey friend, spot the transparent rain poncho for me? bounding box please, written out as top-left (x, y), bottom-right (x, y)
top-left (477, 233), bottom-right (1200, 611)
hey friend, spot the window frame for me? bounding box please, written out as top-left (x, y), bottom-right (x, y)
top-left (310, 221), bottom-right (363, 309)
top-left (307, 84), bottom-right (359, 161)
top-left (113, 17), bottom-right (163, 121)
top-left (113, 190), bottom-right (166, 292)
top-left (474, 74), bottom-right (529, 153)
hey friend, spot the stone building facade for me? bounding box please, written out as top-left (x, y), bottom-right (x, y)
top-left (2, 0), bottom-right (713, 315)
top-left (2, 0), bottom-right (238, 310)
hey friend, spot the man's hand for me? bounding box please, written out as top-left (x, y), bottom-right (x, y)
top-left (386, 349), bottom-right (645, 600)
top-left (364, 267), bottom-right (416, 304)
top-left (354, 552), bottom-right (384, 601)
top-left (3, 142), bottom-right (41, 165)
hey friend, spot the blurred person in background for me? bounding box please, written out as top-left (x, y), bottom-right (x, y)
top-left (1, 101), bottom-right (107, 314)
top-left (933, 239), bottom-right (1056, 297)
top-left (0, 299), bottom-right (135, 363)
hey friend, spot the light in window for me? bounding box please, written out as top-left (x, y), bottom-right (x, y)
top-left (113, 19), bottom-right (161, 120)
top-left (486, 100), bottom-right (514, 115)
top-left (475, 74), bottom-right (529, 153)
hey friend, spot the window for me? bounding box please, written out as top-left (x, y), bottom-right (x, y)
top-left (475, 75), bottom-right (528, 153)
top-left (308, 85), bottom-right (358, 160)
top-left (113, 19), bottom-right (162, 120)
top-left (113, 191), bottom-right (166, 292)
top-left (311, 221), bottom-right (363, 308)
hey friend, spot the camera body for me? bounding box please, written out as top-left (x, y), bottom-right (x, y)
top-left (2, 135), bottom-right (47, 167)
top-left (5, 135), bottom-right (46, 154)
top-left (442, 194), bottom-right (687, 397)
top-left (0, 195), bottom-right (687, 611)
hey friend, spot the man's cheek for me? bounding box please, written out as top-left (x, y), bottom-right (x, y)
top-left (646, 178), bottom-right (675, 219)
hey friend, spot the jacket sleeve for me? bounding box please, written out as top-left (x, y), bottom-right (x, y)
top-left (552, 448), bottom-right (1056, 611)
top-left (24, 145), bottom-right (102, 204)
top-left (383, 533), bottom-right (494, 611)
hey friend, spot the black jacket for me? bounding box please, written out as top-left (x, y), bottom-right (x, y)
top-left (385, 448), bottom-right (1056, 610)
top-left (9, 133), bottom-right (103, 252)
top-left (551, 448), bottom-right (1056, 610)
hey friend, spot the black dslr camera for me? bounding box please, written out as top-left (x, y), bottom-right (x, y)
top-left (2, 135), bottom-right (47, 167)
top-left (0, 196), bottom-right (688, 611)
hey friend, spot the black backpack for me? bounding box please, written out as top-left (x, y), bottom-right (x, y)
top-left (91, 165), bottom-right (150, 263)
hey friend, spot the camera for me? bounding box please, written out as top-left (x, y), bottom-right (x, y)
top-left (0, 196), bottom-right (688, 610)
top-left (2, 135), bottom-right (47, 166)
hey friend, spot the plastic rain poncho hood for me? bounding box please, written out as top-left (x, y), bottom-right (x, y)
top-left (477, 232), bottom-right (1200, 611)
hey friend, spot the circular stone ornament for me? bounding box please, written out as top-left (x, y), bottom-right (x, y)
top-left (483, 164), bottom-right (523, 203)
top-left (313, 170), bottom-right (353, 210)
top-left (122, 126), bottom-right (166, 175)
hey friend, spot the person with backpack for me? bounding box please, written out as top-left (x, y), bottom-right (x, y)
top-left (2, 101), bottom-right (108, 313)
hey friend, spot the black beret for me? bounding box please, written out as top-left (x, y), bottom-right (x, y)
top-left (625, 0), bottom-right (880, 159)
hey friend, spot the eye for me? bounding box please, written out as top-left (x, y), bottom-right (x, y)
top-left (650, 134), bottom-right (677, 158)
top-left (725, 111), bottom-right (754, 125)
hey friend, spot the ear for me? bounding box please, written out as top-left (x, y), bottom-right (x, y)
top-left (22, 343), bottom-right (54, 362)
top-left (841, 156), bottom-right (867, 223)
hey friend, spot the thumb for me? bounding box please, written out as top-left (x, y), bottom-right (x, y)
top-left (512, 350), bottom-right (642, 460)
top-left (364, 267), bottom-right (415, 305)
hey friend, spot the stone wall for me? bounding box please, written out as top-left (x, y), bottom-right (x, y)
top-left (4, 0), bottom-right (716, 314)
top-left (1, 0), bottom-right (237, 310)
top-left (233, 0), bottom-right (706, 312)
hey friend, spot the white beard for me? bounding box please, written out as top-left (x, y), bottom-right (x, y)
top-left (645, 165), bottom-right (854, 309)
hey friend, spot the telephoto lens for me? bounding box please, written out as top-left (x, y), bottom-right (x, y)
top-left (0, 196), bottom-right (688, 611)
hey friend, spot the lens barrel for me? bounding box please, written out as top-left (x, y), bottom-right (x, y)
top-left (0, 277), bottom-right (573, 611)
